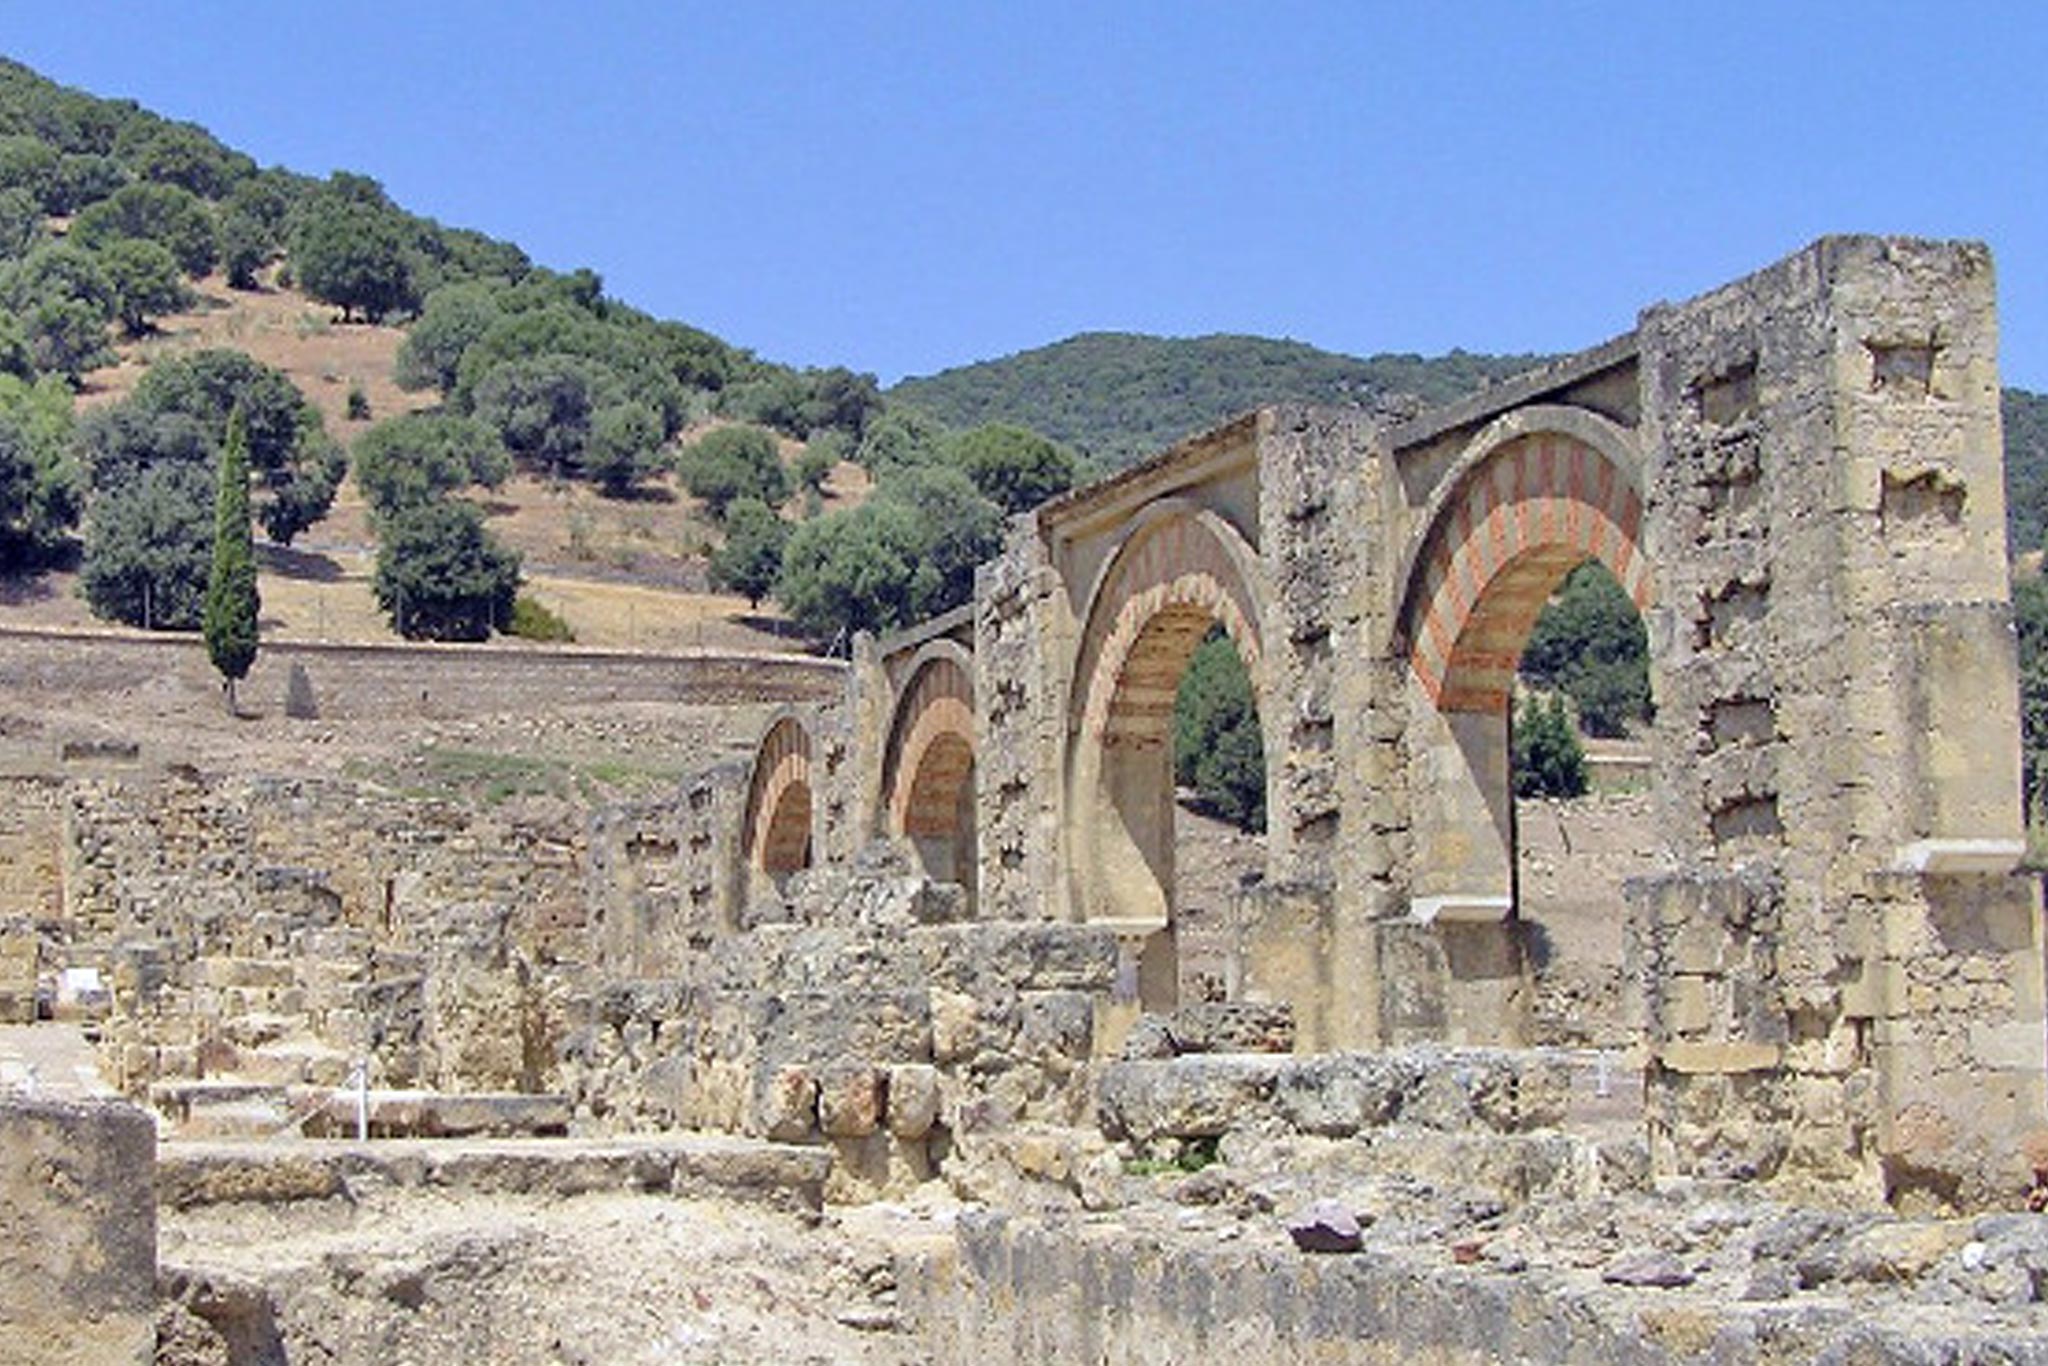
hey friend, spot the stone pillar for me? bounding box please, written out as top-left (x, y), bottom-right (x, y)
top-left (1636, 235), bottom-right (2045, 1208)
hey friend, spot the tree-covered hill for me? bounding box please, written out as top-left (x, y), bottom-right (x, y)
top-left (2005, 387), bottom-right (2048, 558)
top-left (887, 332), bottom-right (1544, 473)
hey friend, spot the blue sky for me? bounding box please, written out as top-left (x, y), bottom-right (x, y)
top-left (6, 3), bottom-right (2045, 388)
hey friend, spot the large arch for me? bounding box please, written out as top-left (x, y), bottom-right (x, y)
top-left (1066, 504), bottom-right (1267, 1008)
top-left (742, 714), bottom-right (815, 893)
top-left (880, 645), bottom-right (978, 900)
top-left (1394, 408), bottom-right (1653, 1042)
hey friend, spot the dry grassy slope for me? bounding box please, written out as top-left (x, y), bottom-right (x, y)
top-left (15, 272), bottom-right (860, 654)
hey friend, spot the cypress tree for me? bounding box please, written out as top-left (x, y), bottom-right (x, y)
top-left (203, 406), bottom-right (260, 713)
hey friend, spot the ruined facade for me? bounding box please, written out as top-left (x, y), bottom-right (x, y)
top-left (729, 237), bottom-right (2044, 1208)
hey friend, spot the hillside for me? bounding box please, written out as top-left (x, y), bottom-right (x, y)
top-left (2006, 387), bottom-right (2048, 558)
top-left (887, 332), bottom-right (1544, 472)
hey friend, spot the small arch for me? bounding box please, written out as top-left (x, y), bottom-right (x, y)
top-left (880, 647), bottom-right (978, 898)
top-left (743, 713), bottom-right (814, 883)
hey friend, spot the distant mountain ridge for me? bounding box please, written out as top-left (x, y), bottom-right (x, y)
top-left (887, 331), bottom-right (1546, 472)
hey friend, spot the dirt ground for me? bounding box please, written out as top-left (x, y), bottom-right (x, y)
top-left (158, 1185), bottom-right (943, 1366)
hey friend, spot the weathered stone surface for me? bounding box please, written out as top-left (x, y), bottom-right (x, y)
top-left (820, 1064), bottom-right (885, 1138)
top-left (1097, 1056), bottom-right (1282, 1142)
top-left (886, 1064), bottom-right (941, 1140)
top-left (0, 1097), bottom-right (156, 1366)
top-left (1601, 1249), bottom-right (1695, 1288)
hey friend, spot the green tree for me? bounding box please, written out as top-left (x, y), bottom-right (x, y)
top-left (21, 296), bottom-right (112, 382)
top-left (373, 498), bottom-right (519, 641)
top-left (949, 422), bottom-right (1075, 514)
top-left (79, 460), bottom-right (212, 629)
top-left (350, 411), bottom-right (508, 526)
top-left (218, 207), bottom-right (268, 289)
top-left (129, 350), bottom-right (343, 542)
top-left (709, 496), bottom-right (788, 608)
top-left (793, 430), bottom-right (846, 495)
top-left (472, 352), bottom-right (617, 480)
top-left (873, 465), bottom-right (1001, 615)
top-left (3, 242), bottom-right (117, 382)
top-left (216, 172), bottom-right (298, 289)
top-left (0, 371), bottom-right (79, 568)
top-left (1513, 694), bottom-right (1588, 799)
top-left (290, 175), bottom-right (418, 321)
top-left (677, 424), bottom-right (788, 519)
top-left (120, 120), bottom-right (250, 199)
top-left (394, 282), bottom-right (502, 395)
top-left (2016, 573), bottom-right (2048, 823)
top-left (202, 408), bottom-right (258, 712)
top-left (1173, 628), bottom-right (1266, 831)
top-left (49, 153), bottom-right (125, 214)
top-left (0, 310), bottom-right (27, 380)
top-left (0, 186), bottom-right (40, 260)
top-left (586, 400), bottom-right (663, 496)
top-left (853, 406), bottom-right (947, 475)
top-left (1519, 561), bottom-right (1650, 737)
top-left (774, 497), bottom-right (926, 639)
top-left (773, 465), bottom-right (1002, 640)
top-left (0, 136), bottom-right (60, 209)
top-left (71, 181), bottom-right (217, 276)
top-left (99, 237), bottom-right (190, 336)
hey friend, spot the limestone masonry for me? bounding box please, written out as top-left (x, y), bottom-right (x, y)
top-left (2, 235), bottom-right (2044, 1362)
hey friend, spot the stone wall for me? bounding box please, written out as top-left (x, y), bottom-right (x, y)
top-left (0, 626), bottom-right (841, 724)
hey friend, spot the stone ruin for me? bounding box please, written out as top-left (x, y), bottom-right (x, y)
top-left (5, 235), bottom-right (2046, 1361)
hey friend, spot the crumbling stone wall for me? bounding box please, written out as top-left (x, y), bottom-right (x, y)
top-left (0, 628), bottom-right (840, 728)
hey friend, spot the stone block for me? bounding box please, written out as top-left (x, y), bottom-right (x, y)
top-left (887, 1063), bottom-right (941, 1140)
top-left (1664, 977), bottom-right (1716, 1036)
top-left (1656, 1041), bottom-right (1781, 1075)
top-left (1095, 1056), bottom-right (1281, 1142)
top-left (759, 1064), bottom-right (817, 1142)
top-left (1970, 1020), bottom-right (2048, 1073)
top-left (819, 1064), bottom-right (884, 1138)
top-left (1272, 1052), bottom-right (1414, 1136)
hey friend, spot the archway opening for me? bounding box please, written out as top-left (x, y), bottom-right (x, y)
top-left (1403, 426), bottom-right (1654, 1046)
top-left (881, 653), bottom-right (977, 908)
top-left (743, 715), bottom-right (815, 910)
top-left (759, 778), bottom-right (813, 879)
top-left (1083, 602), bottom-right (1266, 1012)
top-left (899, 730), bottom-right (977, 908)
top-left (1509, 559), bottom-right (1656, 1051)
top-left (1170, 624), bottom-right (1266, 1005)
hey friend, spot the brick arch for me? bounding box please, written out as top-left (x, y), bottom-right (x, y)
top-left (1071, 504), bottom-right (1265, 746)
top-left (881, 648), bottom-right (976, 841)
top-left (1066, 506), bottom-right (1267, 941)
top-left (744, 714), bottom-right (814, 876)
top-left (1400, 411), bottom-right (1651, 713)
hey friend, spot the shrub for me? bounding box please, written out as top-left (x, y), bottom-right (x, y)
top-left (1513, 694), bottom-right (1587, 799)
top-left (508, 593), bottom-right (574, 642)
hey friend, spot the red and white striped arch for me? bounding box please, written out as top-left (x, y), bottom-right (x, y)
top-left (744, 714), bottom-right (814, 874)
top-left (882, 649), bottom-right (976, 840)
top-left (1402, 414), bottom-right (1651, 714)
top-left (1071, 505), bottom-right (1265, 748)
